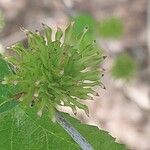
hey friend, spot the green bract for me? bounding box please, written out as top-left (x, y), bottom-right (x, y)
top-left (2, 22), bottom-right (104, 118)
top-left (98, 17), bottom-right (123, 38)
top-left (111, 53), bottom-right (137, 80)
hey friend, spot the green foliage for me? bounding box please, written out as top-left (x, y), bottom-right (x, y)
top-left (0, 59), bottom-right (16, 100)
top-left (2, 23), bottom-right (104, 119)
top-left (111, 53), bottom-right (137, 80)
top-left (0, 58), bottom-right (18, 114)
top-left (0, 60), bottom-right (126, 149)
top-left (98, 17), bottom-right (123, 38)
top-left (0, 24), bottom-right (126, 149)
top-left (0, 106), bottom-right (126, 150)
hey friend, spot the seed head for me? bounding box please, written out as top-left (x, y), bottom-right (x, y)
top-left (3, 23), bottom-right (104, 118)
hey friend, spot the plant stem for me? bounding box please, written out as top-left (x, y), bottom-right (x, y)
top-left (56, 111), bottom-right (94, 150)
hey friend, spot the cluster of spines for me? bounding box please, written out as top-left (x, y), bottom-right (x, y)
top-left (1, 22), bottom-right (106, 118)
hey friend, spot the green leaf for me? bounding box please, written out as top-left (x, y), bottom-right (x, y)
top-left (111, 53), bottom-right (137, 80)
top-left (63, 113), bottom-right (126, 150)
top-left (0, 105), bottom-right (126, 150)
top-left (0, 59), bottom-right (126, 149)
top-left (0, 99), bottom-right (18, 114)
top-left (0, 107), bottom-right (80, 150)
top-left (0, 59), bottom-right (18, 114)
top-left (0, 59), bottom-right (14, 104)
top-left (98, 17), bottom-right (123, 38)
top-left (0, 58), bottom-right (11, 80)
top-left (0, 26), bottom-right (126, 149)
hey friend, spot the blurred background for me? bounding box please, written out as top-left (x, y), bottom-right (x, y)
top-left (0, 0), bottom-right (149, 149)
